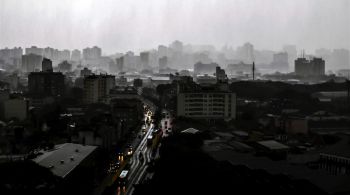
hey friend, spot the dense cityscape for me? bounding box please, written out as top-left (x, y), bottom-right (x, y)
top-left (1, 0), bottom-right (350, 195)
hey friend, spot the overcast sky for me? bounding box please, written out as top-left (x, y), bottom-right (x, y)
top-left (0, 0), bottom-right (349, 54)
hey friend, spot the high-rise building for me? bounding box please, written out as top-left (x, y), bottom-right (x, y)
top-left (22, 54), bottom-right (43, 72)
top-left (42, 58), bottom-right (53, 72)
top-left (294, 57), bottom-right (325, 76)
top-left (83, 46), bottom-right (102, 60)
top-left (140, 52), bottom-right (150, 69)
top-left (158, 45), bottom-right (168, 57)
top-left (116, 56), bottom-right (124, 72)
top-left (170, 40), bottom-right (183, 53)
top-left (271, 52), bottom-right (289, 72)
top-left (71, 49), bottom-right (82, 61)
top-left (236, 42), bottom-right (254, 63)
top-left (83, 74), bottom-right (115, 104)
top-left (159, 56), bottom-right (168, 70)
top-left (283, 45), bottom-right (297, 69)
top-left (25, 46), bottom-right (44, 56)
top-left (0, 47), bottom-right (22, 68)
top-left (216, 66), bottom-right (227, 82)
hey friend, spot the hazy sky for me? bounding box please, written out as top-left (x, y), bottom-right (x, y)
top-left (0, 0), bottom-right (349, 54)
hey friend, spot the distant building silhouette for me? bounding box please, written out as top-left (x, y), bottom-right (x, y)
top-left (83, 46), bottom-right (101, 60)
top-left (58, 60), bottom-right (72, 73)
top-left (216, 66), bottom-right (227, 82)
top-left (140, 52), bottom-right (150, 69)
top-left (71, 49), bottom-right (81, 61)
top-left (22, 53), bottom-right (43, 72)
top-left (295, 57), bottom-right (325, 76)
top-left (194, 62), bottom-right (218, 75)
top-left (42, 58), bottom-right (53, 72)
top-left (159, 56), bottom-right (168, 70)
top-left (271, 52), bottom-right (289, 72)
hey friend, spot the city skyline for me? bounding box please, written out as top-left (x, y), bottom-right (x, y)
top-left (1, 0), bottom-right (349, 54)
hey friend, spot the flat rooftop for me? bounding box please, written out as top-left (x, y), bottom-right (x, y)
top-left (33, 143), bottom-right (97, 178)
top-left (257, 140), bottom-right (289, 150)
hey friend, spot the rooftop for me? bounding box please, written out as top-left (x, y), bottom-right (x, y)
top-left (257, 140), bottom-right (289, 150)
top-left (33, 143), bottom-right (97, 178)
top-left (181, 128), bottom-right (200, 134)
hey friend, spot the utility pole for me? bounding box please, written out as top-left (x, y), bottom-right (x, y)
top-left (252, 61), bottom-right (255, 80)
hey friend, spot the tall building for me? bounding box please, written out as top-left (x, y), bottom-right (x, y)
top-left (0, 47), bottom-right (23, 67)
top-left (116, 56), bottom-right (124, 72)
top-left (22, 54), bottom-right (43, 72)
top-left (159, 56), bottom-right (168, 70)
top-left (271, 52), bottom-right (289, 72)
top-left (194, 62), bottom-right (218, 75)
top-left (140, 52), bottom-right (150, 69)
top-left (283, 45), bottom-right (297, 69)
top-left (71, 49), bottom-right (81, 61)
top-left (236, 42), bottom-right (254, 63)
top-left (25, 46), bottom-right (44, 56)
top-left (158, 45), bottom-right (168, 57)
top-left (294, 57), bottom-right (325, 76)
top-left (170, 40), bottom-right (183, 53)
top-left (177, 83), bottom-right (236, 121)
top-left (42, 58), bottom-right (53, 72)
top-left (83, 46), bottom-right (102, 60)
top-left (216, 66), bottom-right (227, 82)
top-left (83, 74), bottom-right (115, 104)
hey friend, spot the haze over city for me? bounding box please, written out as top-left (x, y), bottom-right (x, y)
top-left (0, 1), bottom-right (350, 195)
top-left (1, 0), bottom-right (349, 54)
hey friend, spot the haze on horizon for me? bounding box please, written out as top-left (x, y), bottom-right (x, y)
top-left (0, 0), bottom-right (349, 54)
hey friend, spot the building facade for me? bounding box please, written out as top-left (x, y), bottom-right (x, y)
top-left (177, 84), bottom-right (236, 120)
top-left (83, 74), bottom-right (115, 104)
top-left (295, 57), bottom-right (325, 76)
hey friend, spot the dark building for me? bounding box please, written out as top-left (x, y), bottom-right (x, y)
top-left (42, 58), bottom-right (53, 72)
top-left (133, 78), bottom-right (143, 87)
top-left (295, 57), bottom-right (325, 76)
top-left (28, 71), bottom-right (65, 97)
top-left (58, 60), bottom-right (72, 73)
top-left (80, 67), bottom-right (92, 77)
